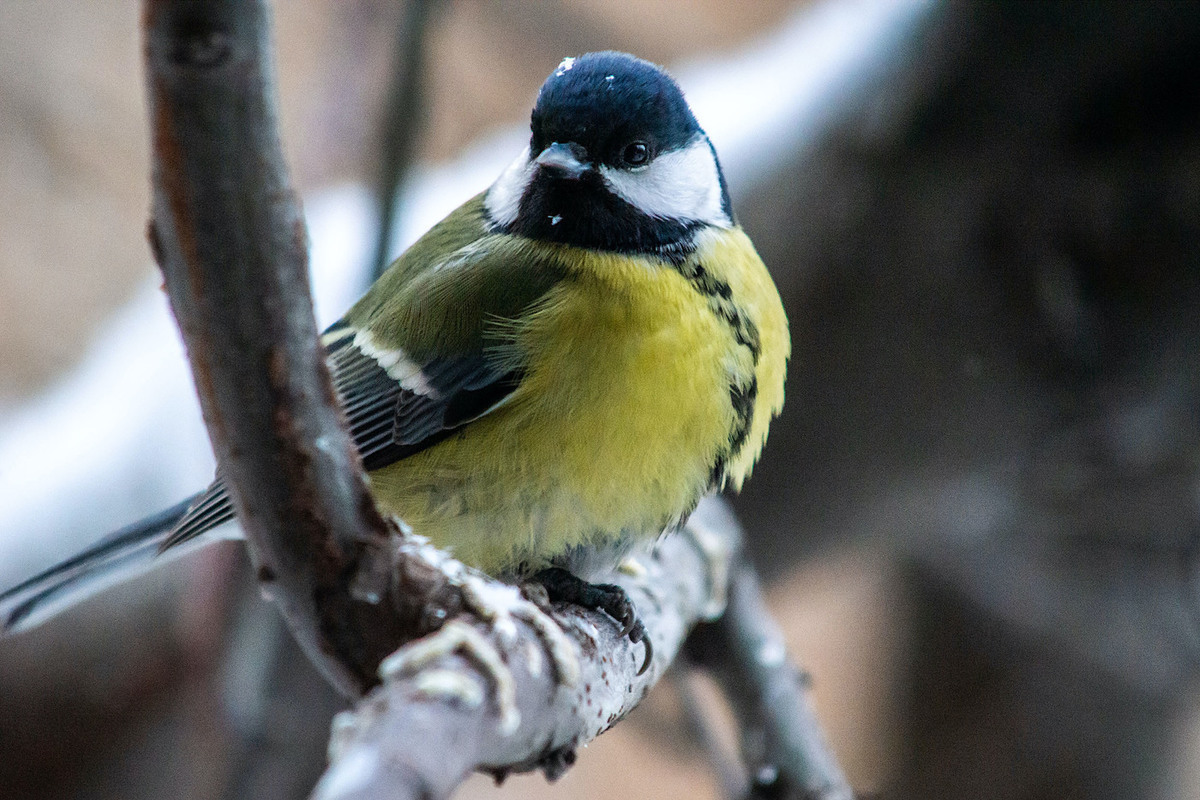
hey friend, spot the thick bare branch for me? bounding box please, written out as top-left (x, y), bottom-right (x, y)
top-left (143, 0), bottom-right (451, 697)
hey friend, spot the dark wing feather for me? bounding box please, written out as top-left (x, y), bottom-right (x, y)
top-left (160, 324), bottom-right (521, 551)
top-left (325, 329), bottom-right (522, 471)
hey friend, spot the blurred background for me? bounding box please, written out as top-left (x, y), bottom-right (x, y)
top-left (2, 1), bottom-right (1200, 798)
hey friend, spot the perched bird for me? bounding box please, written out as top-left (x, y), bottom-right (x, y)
top-left (0, 52), bottom-right (789, 656)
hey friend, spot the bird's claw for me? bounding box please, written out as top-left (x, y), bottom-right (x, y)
top-left (530, 567), bottom-right (654, 675)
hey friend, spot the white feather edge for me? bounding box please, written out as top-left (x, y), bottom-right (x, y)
top-left (350, 330), bottom-right (438, 398)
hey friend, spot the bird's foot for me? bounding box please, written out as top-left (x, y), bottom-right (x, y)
top-left (528, 567), bottom-right (653, 675)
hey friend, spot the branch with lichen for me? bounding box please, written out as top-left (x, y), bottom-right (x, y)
top-left (313, 497), bottom-right (739, 799)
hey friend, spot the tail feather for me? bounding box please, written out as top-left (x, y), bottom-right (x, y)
top-left (159, 480), bottom-right (233, 551)
top-left (0, 489), bottom-right (235, 633)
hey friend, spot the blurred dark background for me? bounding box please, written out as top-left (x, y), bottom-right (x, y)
top-left (1, 1), bottom-right (1199, 798)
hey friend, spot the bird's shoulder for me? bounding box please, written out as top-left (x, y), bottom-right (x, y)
top-left (343, 193), bottom-right (570, 358)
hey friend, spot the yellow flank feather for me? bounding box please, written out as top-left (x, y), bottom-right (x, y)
top-left (696, 227), bottom-right (791, 489)
top-left (368, 226), bottom-right (788, 575)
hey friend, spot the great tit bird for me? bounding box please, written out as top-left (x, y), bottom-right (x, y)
top-left (0, 52), bottom-right (789, 650)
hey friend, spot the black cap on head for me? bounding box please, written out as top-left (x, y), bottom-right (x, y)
top-left (530, 51), bottom-right (701, 166)
top-left (486, 51), bottom-right (731, 254)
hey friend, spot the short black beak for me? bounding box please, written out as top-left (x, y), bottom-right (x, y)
top-left (535, 142), bottom-right (589, 180)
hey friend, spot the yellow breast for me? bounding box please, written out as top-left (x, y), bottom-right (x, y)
top-left (368, 227), bottom-right (788, 574)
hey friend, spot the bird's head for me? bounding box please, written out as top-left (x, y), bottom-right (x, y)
top-left (484, 51), bottom-right (733, 254)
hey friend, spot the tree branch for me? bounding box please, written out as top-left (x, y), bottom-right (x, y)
top-left (369, 0), bottom-right (440, 281)
top-left (144, 0), bottom-right (452, 698)
top-left (687, 564), bottom-right (854, 800)
top-left (312, 497), bottom-right (739, 800)
top-left (671, 664), bottom-right (751, 800)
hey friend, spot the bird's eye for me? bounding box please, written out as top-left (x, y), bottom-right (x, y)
top-left (622, 141), bottom-right (650, 167)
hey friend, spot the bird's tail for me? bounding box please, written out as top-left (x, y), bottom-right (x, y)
top-left (0, 487), bottom-right (234, 634)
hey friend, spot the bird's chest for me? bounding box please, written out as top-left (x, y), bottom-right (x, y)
top-left (509, 264), bottom-right (737, 503)
top-left (368, 256), bottom-right (755, 573)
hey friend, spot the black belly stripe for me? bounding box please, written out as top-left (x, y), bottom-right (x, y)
top-left (675, 259), bottom-right (763, 490)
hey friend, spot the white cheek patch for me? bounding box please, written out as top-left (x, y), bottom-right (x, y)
top-left (484, 145), bottom-right (535, 228)
top-left (352, 330), bottom-right (438, 397)
top-left (599, 137), bottom-right (731, 228)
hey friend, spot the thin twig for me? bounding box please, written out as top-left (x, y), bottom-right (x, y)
top-left (688, 563), bottom-right (854, 800)
top-left (370, 0), bottom-right (440, 281)
top-left (671, 664), bottom-right (750, 800)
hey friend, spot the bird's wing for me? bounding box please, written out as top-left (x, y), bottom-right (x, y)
top-left (160, 324), bottom-right (524, 551)
top-left (327, 193), bottom-right (569, 470)
top-left (324, 324), bottom-right (522, 471)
